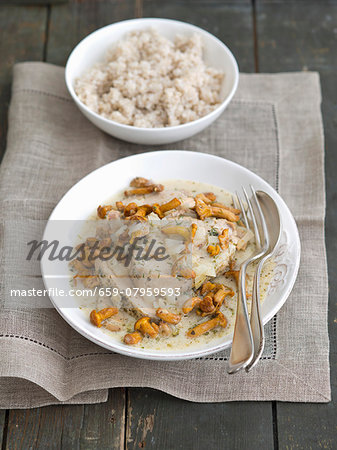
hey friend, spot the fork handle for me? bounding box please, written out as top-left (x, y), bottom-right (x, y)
top-left (227, 264), bottom-right (254, 374)
top-left (246, 258), bottom-right (266, 372)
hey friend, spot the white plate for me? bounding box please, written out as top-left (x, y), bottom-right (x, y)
top-left (41, 151), bottom-right (301, 360)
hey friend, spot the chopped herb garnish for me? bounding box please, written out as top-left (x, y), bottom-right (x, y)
top-left (209, 227), bottom-right (219, 236)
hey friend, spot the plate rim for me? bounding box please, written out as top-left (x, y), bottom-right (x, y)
top-left (41, 150), bottom-right (301, 361)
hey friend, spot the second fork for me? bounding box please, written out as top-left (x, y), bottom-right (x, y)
top-left (227, 186), bottom-right (268, 374)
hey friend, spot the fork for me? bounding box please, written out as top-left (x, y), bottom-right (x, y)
top-left (227, 186), bottom-right (268, 374)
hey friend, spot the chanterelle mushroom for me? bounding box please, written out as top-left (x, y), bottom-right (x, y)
top-left (197, 285), bottom-right (235, 317)
top-left (125, 204), bottom-right (152, 221)
top-left (90, 308), bottom-right (118, 327)
top-left (124, 184), bottom-right (164, 197)
top-left (130, 177), bottom-right (152, 188)
top-left (182, 296), bottom-right (202, 314)
top-left (195, 192), bottom-right (216, 204)
top-left (191, 223), bottom-right (198, 240)
top-left (124, 331), bottom-right (142, 345)
top-left (156, 308), bottom-right (181, 325)
top-left (199, 294), bottom-right (216, 313)
top-left (207, 244), bottom-right (220, 256)
top-left (218, 228), bottom-right (229, 250)
top-left (187, 311), bottom-right (227, 338)
top-left (134, 317), bottom-right (159, 338)
top-left (213, 286), bottom-right (234, 308)
top-left (212, 202), bottom-right (241, 215)
top-left (195, 198), bottom-right (240, 222)
top-left (124, 202), bottom-right (138, 217)
top-left (200, 281), bottom-right (220, 296)
top-left (152, 198), bottom-right (181, 219)
top-left (158, 322), bottom-right (172, 337)
top-left (97, 205), bottom-right (114, 219)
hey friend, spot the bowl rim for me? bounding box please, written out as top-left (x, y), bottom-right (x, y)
top-left (65, 17), bottom-right (239, 132)
top-left (41, 150), bottom-right (301, 361)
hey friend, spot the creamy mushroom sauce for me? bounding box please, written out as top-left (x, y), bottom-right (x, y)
top-left (73, 180), bottom-right (274, 351)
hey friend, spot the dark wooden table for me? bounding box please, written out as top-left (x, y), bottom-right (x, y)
top-left (0, 0), bottom-right (336, 448)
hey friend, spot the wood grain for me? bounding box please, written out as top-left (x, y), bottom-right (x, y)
top-left (142, 0), bottom-right (255, 72)
top-left (126, 388), bottom-right (274, 450)
top-left (124, 2), bottom-right (273, 448)
top-left (0, 2), bottom-right (132, 448)
top-left (256, 1), bottom-right (337, 448)
top-left (0, 1), bottom-right (66, 5)
top-left (1, 1), bottom-right (336, 449)
top-left (0, 5), bottom-right (46, 448)
top-left (47, 0), bottom-right (136, 66)
top-left (5, 389), bottom-right (125, 450)
top-left (0, 5), bottom-right (46, 161)
top-left (0, 410), bottom-right (6, 445)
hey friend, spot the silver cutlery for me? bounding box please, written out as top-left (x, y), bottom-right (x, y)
top-left (246, 191), bottom-right (281, 371)
top-left (227, 187), bottom-right (268, 374)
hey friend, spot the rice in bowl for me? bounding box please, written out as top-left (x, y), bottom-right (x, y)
top-left (74, 28), bottom-right (224, 128)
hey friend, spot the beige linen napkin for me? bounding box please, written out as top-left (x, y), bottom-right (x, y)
top-left (0, 62), bottom-right (330, 408)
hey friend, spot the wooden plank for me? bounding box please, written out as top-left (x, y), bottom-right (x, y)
top-left (256, 1), bottom-right (337, 449)
top-left (126, 388), bottom-right (274, 450)
top-left (1, 4), bottom-right (128, 447)
top-left (0, 4), bottom-right (46, 161)
top-left (125, 2), bottom-right (273, 449)
top-left (142, 0), bottom-right (255, 72)
top-left (47, 0), bottom-right (136, 66)
top-left (0, 410), bottom-right (7, 446)
top-left (5, 389), bottom-right (125, 449)
top-left (258, 0), bottom-right (337, 4)
top-left (0, 1), bottom-right (66, 6)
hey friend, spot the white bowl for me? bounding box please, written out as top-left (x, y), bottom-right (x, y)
top-left (65, 18), bottom-right (239, 145)
top-left (41, 151), bottom-right (301, 361)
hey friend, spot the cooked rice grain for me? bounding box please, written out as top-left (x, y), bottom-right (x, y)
top-left (75, 29), bottom-right (224, 128)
